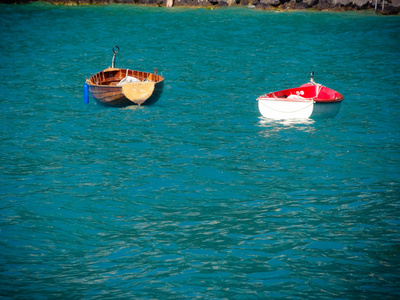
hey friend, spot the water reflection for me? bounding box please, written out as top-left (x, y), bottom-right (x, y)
top-left (122, 105), bottom-right (144, 111)
top-left (257, 117), bottom-right (316, 137)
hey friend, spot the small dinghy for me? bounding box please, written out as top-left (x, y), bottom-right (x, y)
top-left (257, 72), bottom-right (344, 119)
top-left (84, 46), bottom-right (164, 107)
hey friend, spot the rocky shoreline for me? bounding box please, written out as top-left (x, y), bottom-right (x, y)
top-left (1, 0), bottom-right (399, 14)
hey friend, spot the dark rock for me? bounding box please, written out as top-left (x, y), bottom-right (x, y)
top-left (218, 0), bottom-right (235, 6)
top-left (302, 0), bottom-right (318, 6)
top-left (392, 0), bottom-right (400, 7)
top-left (0, 0), bottom-right (34, 3)
top-left (318, 0), bottom-right (354, 9)
top-left (50, 0), bottom-right (78, 4)
top-left (317, 0), bottom-right (333, 9)
top-left (352, 0), bottom-right (369, 8)
top-left (138, 0), bottom-right (166, 6)
top-left (174, 0), bottom-right (210, 6)
top-left (281, 0), bottom-right (297, 9)
top-left (291, 0), bottom-right (318, 8)
top-left (1, 0), bottom-right (398, 14)
top-left (294, 0), bottom-right (310, 8)
top-left (331, 0), bottom-right (352, 7)
top-left (379, 0), bottom-right (400, 14)
top-left (258, 0), bottom-right (281, 7)
top-left (115, 0), bottom-right (137, 3)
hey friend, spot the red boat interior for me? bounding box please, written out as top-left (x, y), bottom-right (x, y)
top-left (266, 84), bottom-right (343, 103)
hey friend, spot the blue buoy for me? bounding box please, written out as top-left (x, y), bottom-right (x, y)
top-left (83, 82), bottom-right (89, 103)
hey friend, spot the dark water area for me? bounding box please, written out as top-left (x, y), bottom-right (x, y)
top-left (1, 3), bottom-right (400, 299)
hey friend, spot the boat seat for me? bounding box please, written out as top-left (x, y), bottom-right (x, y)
top-left (117, 76), bottom-right (141, 86)
top-left (288, 94), bottom-right (305, 99)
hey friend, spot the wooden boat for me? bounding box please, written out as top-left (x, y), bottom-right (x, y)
top-left (84, 46), bottom-right (164, 107)
top-left (257, 73), bottom-right (344, 119)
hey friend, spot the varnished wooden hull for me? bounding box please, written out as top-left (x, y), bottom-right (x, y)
top-left (86, 68), bottom-right (164, 107)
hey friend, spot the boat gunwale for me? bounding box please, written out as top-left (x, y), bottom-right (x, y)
top-left (86, 68), bottom-right (165, 87)
top-left (257, 96), bottom-right (344, 103)
top-left (257, 84), bottom-right (344, 104)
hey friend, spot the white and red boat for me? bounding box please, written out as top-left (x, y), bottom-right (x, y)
top-left (257, 73), bottom-right (344, 119)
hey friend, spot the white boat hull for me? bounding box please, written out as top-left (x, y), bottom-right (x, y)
top-left (258, 99), bottom-right (314, 119)
top-left (310, 101), bottom-right (342, 118)
top-left (258, 99), bottom-right (342, 120)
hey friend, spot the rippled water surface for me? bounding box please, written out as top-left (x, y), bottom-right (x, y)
top-left (1, 3), bottom-right (400, 299)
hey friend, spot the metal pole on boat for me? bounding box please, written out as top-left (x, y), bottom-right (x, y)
top-left (112, 46), bottom-right (119, 68)
top-left (310, 71), bottom-right (316, 85)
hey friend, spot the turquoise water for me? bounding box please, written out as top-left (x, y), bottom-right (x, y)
top-left (1, 3), bottom-right (400, 299)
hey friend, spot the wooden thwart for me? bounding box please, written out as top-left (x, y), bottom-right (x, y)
top-left (121, 82), bottom-right (155, 105)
